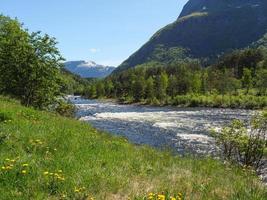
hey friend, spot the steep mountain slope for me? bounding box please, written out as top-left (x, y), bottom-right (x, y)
top-left (64, 61), bottom-right (115, 78)
top-left (114, 0), bottom-right (267, 73)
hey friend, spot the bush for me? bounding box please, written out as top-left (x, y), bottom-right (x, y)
top-left (54, 100), bottom-right (76, 118)
top-left (0, 112), bottom-right (12, 123)
top-left (211, 112), bottom-right (267, 169)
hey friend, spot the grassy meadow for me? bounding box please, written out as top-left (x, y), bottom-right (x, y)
top-left (0, 96), bottom-right (266, 200)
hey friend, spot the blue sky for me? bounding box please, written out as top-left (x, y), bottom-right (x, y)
top-left (1, 0), bottom-right (188, 66)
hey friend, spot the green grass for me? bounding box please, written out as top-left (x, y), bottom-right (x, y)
top-left (0, 96), bottom-right (266, 200)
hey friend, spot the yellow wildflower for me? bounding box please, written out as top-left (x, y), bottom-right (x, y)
top-left (6, 166), bottom-right (12, 170)
top-left (1, 166), bottom-right (6, 170)
top-left (43, 171), bottom-right (49, 175)
top-left (170, 197), bottom-right (176, 200)
top-left (22, 163), bottom-right (29, 167)
top-left (21, 170), bottom-right (27, 174)
top-left (157, 194), bottom-right (165, 200)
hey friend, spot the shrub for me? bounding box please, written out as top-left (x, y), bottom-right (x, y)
top-left (0, 112), bottom-right (12, 123)
top-left (54, 100), bottom-right (75, 118)
top-left (211, 112), bottom-right (267, 169)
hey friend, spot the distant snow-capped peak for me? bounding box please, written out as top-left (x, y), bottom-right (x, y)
top-left (77, 61), bottom-right (98, 68)
top-left (64, 60), bottom-right (116, 78)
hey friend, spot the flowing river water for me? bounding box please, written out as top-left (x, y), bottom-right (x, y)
top-left (70, 96), bottom-right (267, 183)
top-left (70, 96), bottom-right (255, 156)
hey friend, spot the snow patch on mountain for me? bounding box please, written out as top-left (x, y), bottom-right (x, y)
top-left (64, 60), bottom-right (115, 78)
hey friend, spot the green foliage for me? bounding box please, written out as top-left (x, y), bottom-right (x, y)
top-left (54, 100), bottom-right (76, 118)
top-left (0, 96), bottom-right (266, 199)
top-left (115, 2), bottom-right (267, 72)
top-left (242, 68), bottom-right (253, 94)
top-left (216, 48), bottom-right (264, 78)
top-left (255, 67), bottom-right (267, 95)
top-left (0, 112), bottom-right (12, 123)
top-left (211, 112), bottom-right (267, 169)
top-left (86, 48), bottom-right (267, 109)
top-left (0, 15), bottom-right (64, 109)
top-left (145, 77), bottom-right (155, 100)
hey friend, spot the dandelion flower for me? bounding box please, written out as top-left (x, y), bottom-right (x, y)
top-left (43, 171), bottom-right (49, 175)
top-left (157, 194), bottom-right (165, 200)
top-left (6, 166), bottom-right (12, 170)
top-left (22, 163), bottom-right (29, 167)
top-left (21, 170), bottom-right (27, 174)
top-left (1, 166), bottom-right (6, 170)
top-left (177, 193), bottom-right (182, 197)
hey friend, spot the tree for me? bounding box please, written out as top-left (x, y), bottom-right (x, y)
top-left (132, 76), bottom-right (145, 102)
top-left (0, 15), bottom-right (64, 108)
top-left (216, 48), bottom-right (263, 78)
top-left (85, 85), bottom-right (96, 98)
top-left (145, 77), bottom-right (155, 100)
top-left (104, 80), bottom-right (114, 97)
top-left (167, 75), bottom-right (177, 98)
top-left (156, 72), bottom-right (168, 101)
top-left (96, 81), bottom-right (105, 97)
top-left (255, 68), bottom-right (267, 95)
top-left (242, 68), bottom-right (252, 94)
top-left (211, 112), bottom-right (267, 169)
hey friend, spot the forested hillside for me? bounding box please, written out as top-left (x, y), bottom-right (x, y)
top-left (86, 48), bottom-right (267, 108)
top-left (114, 0), bottom-right (267, 73)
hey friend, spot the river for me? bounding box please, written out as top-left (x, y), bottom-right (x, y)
top-left (69, 96), bottom-right (254, 156)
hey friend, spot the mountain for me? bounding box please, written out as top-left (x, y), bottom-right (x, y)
top-left (64, 61), bottom-right (115, 78)
top-left (114, 0), bottom-right (267, 73)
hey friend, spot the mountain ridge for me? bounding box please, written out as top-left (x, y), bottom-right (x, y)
top-left (114, 0), bottom-right (267, 73)
top-left (64, 60), bottom-right (115, 78)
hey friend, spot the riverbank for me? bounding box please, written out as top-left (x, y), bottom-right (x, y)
top-left (116, 94), bottom-right (267, 109)
top-left (1, 96), bottom-right (266, 199)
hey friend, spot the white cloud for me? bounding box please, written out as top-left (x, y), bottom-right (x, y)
top-left (89, 48), bottom-right (100, 53)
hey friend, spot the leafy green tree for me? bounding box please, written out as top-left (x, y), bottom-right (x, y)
top-left (255, 68), bottom-right (267, 95)
top-left (242, 68), bottom-right (252, 94)
top-left (0, 15), bottom-right (64, 108)
top-left (200, 70), bottom-right (208, 94)
top-left (211, 112), bottom-right (267, 169)
top-left (133, 76), bottom-right (145, 102)
top-left (167, 75), bottom-right (177, 98)
top-left (216, 48), bottom-right (263, 78)
top-left (190, 73), bottom-right (202, 94)
top-left (145, 77), bottom-right (155, 100)
top-left (156, 72), bottom-right (168, 101)
top-left (176, 66), bottom-right (191, 95)
top-left (96, 82), bottom-right (105, 97)
top-left (104, 80), bottom-right (114, 97)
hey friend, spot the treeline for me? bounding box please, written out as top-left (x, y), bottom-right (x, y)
top-left (0, 15), bottom-right (82, 114)
top-left (85, 48), bottom-right (267, 108)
